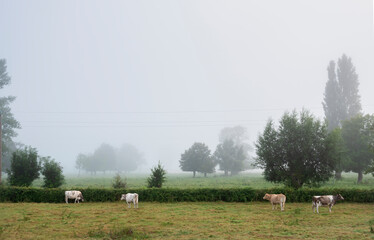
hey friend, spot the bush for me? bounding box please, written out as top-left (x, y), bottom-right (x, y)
top-left (7, 147), bottom-right (41, 187)
top-left (41, 157), bottom-right (65, 188)
top-left (147, 161), bottom-right (166, 188)
top-left (0, 187), bottom-right (373, 203)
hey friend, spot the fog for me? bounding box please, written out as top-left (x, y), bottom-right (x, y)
top-left (0, 0), bottom-right (373, 173)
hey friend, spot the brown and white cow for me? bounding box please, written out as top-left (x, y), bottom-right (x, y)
top-left (312, 194), bottom-right (344, 213)
top-left (65, 190), bottom-right (84, 204)
top-left (121, 193), bottom-right (139, 208)
top-left (263, 193), bottom-right (286, 211)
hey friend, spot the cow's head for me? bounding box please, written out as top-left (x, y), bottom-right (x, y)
top-left (79, 193), bottom-right (84, 202)
top-left (120, 194), bottom-right (126, 201)
top-left (263, 193), bottom-right (271, 200)
top-left (336, 194), bottom-right (344, 201)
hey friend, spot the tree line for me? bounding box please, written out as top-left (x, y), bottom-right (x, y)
top-left (179, 126), bottom-right (252, 177)
top-left (75, 143), bottom-right (145, 175)
top-left (179, 54), bottom-right (374, 189)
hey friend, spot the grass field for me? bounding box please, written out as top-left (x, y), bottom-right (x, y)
top-left (24, 171), bottom-right (374, 189)
top-left (0, 202), bottom-right (373, 239)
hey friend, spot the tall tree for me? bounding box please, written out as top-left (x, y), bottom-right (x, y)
top-left (341, 114), bottom-right (374, 183)
top-left (0, 59), bottom-right (21, 173)
top-left (180, 142), bottom-right (215, 177)
top-left (147, 161), bottom-right (166, 188)
top-left (255, 110), bottom-right (338, 189)
top-left (323, 54), bottom-right (362, 179)
top-left (214, 139), bottom-right (246, 176)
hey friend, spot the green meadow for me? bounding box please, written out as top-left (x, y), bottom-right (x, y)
top-left (25, 171), bottom-right (374, 189)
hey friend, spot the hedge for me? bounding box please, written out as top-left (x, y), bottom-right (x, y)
top-left (0, 187), bottom-right (373, 203)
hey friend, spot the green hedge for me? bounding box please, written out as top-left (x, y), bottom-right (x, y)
top-left (0, 187), bottom-right (373, 203)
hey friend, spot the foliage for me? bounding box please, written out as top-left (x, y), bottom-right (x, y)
top-left (0, 59), bottom-right (21, 173)
top-left (147, 161), bottom-right (166, 188)
top-left (341, 114), bottom-right (374, 183)
top-left (180, 142), bottom-right (215, 177)
top-left (112, 173), bottom-right (127, 189)
top-left (214, 139), bottom-right (247, 176)
top-left (116, 143), bottom-right (145, 172)
top-left (40, 157), bottom-right (65, 188)
top-left (0, 186), bottom-right (374, 203)
top-left (6, 147), bottom-right (41, 187)
top-left (255, 110), bottom-right (338, 189)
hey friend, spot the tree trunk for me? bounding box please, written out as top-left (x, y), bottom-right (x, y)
top-left (193, 171), bottom-right (196, 178)
top-left (224, 170), bottom-right (228, 176)
top-left (204, 172), bottom-right (207, 177)
top-left (357, 171), bottom-right (363, 184)
top-left (334, 171), bottom-right (342, 180)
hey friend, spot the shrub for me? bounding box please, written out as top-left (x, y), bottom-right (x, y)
top-left (41, 157), bottom-right (65, 188)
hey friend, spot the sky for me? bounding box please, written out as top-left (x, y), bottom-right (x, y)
top-left (0, 0), bottom-right (373, 173)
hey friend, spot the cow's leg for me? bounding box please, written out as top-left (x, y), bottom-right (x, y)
top-left (65, 196), bottom-right (68, 204)
top-left (317, 204), bottom-right (320, 214)
top-left (127, 201), bottom-right (131, 208)
top-left (271, 203), bottom-right (274, 210)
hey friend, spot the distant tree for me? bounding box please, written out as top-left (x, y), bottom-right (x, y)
top-left (323, 55), bottom-right (362, 179)
top-left (147, 161), bottom-right (166, 188)
top-left (75, 153), bottom-right (86, 176)
top-left (7, 147), bottom-right (41, 187)
top-left (255, 110), bottom-right (339, 189)
top-left (0, 59), bottom-right (21, 173)
top-left (180, 142), bottom-right (215, 177)
top-left (112, 173), bottom-right (127, 189)
top-left (93, 143), bottom-right (116, 173)
top-left (219, 125), bottom-right (252, 168)
top-left (341, 114), bottom-right (374, 183)
top-left (116, 143), bottom-right (145, 172)
top-left (214, 139), bottom-right (246, 176)
top-left (40, 157), bottom-right (65, 188)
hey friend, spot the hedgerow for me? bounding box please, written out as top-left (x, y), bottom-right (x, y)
top-left (0, 186), bottom-right (373, 203)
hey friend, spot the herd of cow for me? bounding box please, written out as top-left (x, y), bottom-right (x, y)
top-left (64, 190), bottom-right (344, 213)
top-left (262, 193), bottom-right (344, 213)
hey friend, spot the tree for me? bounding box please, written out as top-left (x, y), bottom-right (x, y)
top-left (219, 125), bottom-right (252, 168)
top-left (40, 156), bottom-right (65, 188)
top-left (92, 143), bottom-right (116, 173)
top-left (323, 55), bottom-right (362, 179)
top-left (116, 143), bottom-right (145, 172)
top-left (75, 153), bottom-right (86, 176)
top-left (341, 114), bottom-right (374, 183)
top-left (112, 173), bottom-right (127, 189)
top-left (147, 161), bottom-right (166, 188)
top-left (214, 139), bottom-right (246, 176)
top-left (180, 142), bottom-right (215, 177)
top-left (7, 147), bottom-right (41, 187)
top-left (255, 110), bottom-right (338, 189)
top-left (0, 59), bottom-right (21, 173)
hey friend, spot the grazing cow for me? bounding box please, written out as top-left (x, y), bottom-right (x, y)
top-left (65, 190), bottom-right (84, 204)
top-left (312, 194), bottom-right (344, 213)
top-left (121, 193), bottom-right (139, 208)
top-left (263, 193), bottom-right (286, 211)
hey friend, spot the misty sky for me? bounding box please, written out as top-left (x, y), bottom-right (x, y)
top-left (0, 0), bottom-right (373, 173)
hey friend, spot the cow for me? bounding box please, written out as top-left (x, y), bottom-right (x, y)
top-left (121, 193), bottom-right (139, 208)
top-left (263, 193), bottom-right (286, 211)
top-left (312, 194), bottom-right (344, 213)
top-left (65, 190), bottom-right (84, 204)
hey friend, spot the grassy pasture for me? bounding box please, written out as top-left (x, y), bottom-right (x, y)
top-left (0, 202), bottom-right (373, 239)
top-left (26, 172), bottom-right (374, 189)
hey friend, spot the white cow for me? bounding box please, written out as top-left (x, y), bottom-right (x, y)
top-left (65, 190), bottom-right (84, 204)
top-left (120, 193), bottom-right (139, 208)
